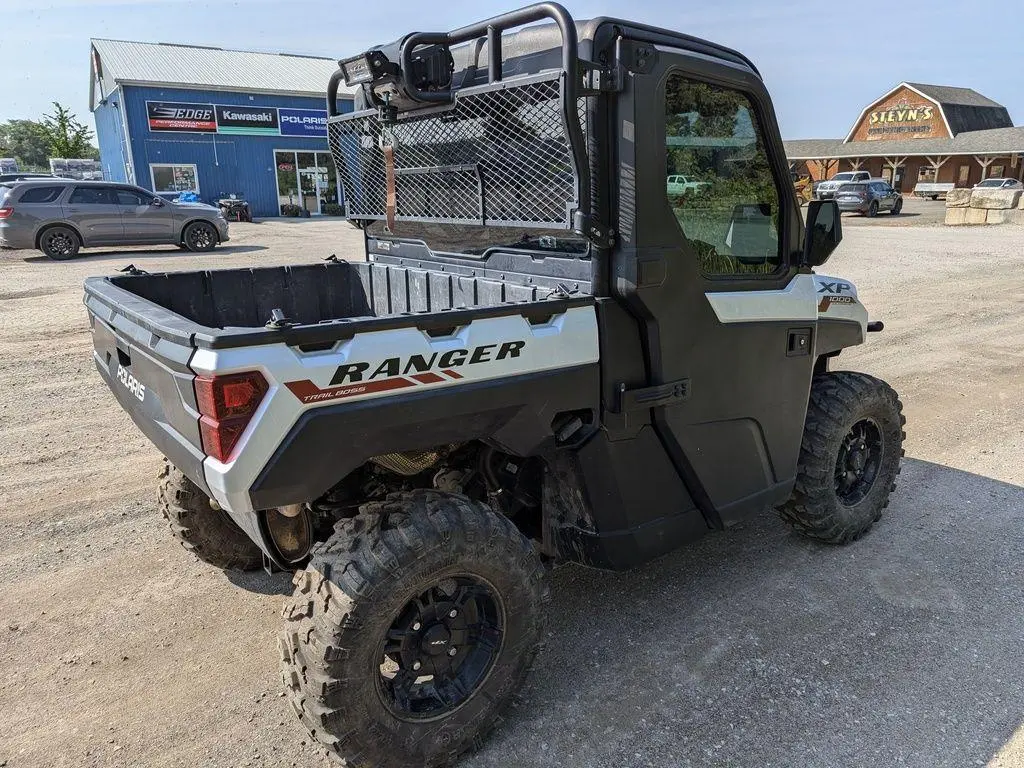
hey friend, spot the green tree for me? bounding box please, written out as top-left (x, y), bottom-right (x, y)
top-left (40, 102), bottom-right (96, 160)
top-left (0, 119), bottom-right (51, 169)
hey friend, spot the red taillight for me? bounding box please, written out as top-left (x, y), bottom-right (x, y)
top-left (0, 207), bottom-right (13, 219)
top-left (194, 371), bottom-right (268, 462)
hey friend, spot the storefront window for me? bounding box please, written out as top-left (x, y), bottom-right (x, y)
top-left (275, 151), bottom-right (298, 209)
top-left (150, 164), bottom-right (199, 193)
top-left (274, 150), bottom-right (341, 215)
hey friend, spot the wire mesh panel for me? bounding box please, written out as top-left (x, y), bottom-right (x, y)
top-left (328, 73), bottom-right (584, 229)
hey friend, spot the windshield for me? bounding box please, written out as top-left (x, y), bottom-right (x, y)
top-left (837, 183), bottom-right (868, 193)
top-left (366, 221), bottom-right (590, 258)
top-left (832, 173), bottom-right (856, 182)
top-left (976, 179), bottom-right (1003, 187)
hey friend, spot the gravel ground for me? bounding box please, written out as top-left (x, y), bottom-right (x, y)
top-left (0, 216), bottom-right (1021, 768)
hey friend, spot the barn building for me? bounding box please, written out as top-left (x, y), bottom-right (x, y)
top-left (785, 82), bottom-right (1024, 193)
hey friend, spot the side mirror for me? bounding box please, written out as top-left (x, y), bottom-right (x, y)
top-left (151, 197), bottom-right (165, 207)
top-left (803, 199), bottom-right (842, 267)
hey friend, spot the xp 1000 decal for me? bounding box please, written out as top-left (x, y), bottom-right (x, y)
top-left (285, 340), bottom-right (527, 405)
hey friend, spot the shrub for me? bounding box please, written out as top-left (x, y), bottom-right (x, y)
top-left (321, 203), bottom-right (345, 216)
top-left (280, 203), bottom-right (303, 217)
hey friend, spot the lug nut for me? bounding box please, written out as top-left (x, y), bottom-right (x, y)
top-left (448, 648), bottom-right (457, 657)
top-left (412, 622), bottom-right (421, 631)
top-left (413, 661), bottom-right (421, 671)
top-left (448, 609), bottom-right (458, 619)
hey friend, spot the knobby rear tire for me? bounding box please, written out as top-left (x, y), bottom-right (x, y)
top-left (279, 490), bottom-right (548, 768)
top-left (157, 461), bottom-right (263, 570)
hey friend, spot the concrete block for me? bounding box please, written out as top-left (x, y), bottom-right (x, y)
top-left (986, 208), bottom-right (1013, 224)
top-left (965, 207), bottom-right (988, 224)
top-left (945, 207), bottom-right (968, 226)
top-left (1012, 209), bottom-right (1024, 224)
top-left (970, 189), bottom-right (1021, 209)
top-left (1017, 194), bottom-right (1024, 210)
top-left (945, 188), bottom-right (972, 208)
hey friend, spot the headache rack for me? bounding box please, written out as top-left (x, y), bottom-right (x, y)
top-left (325, 4), bottom-right (603, 241)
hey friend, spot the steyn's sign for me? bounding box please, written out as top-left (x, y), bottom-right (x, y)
top-left (866, 98), bottom-right (935, 139)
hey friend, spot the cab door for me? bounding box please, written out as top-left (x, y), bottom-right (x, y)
top-left (612, 43), bottom-right (816, 526)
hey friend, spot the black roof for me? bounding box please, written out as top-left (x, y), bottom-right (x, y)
top-left (906, 83), bottom-right (1012, 135)
top-left (906, 83), bottom-right (1004, 108)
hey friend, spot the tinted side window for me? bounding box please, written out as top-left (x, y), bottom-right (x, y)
top-left (664, 74), bottom-right (782, 276)
top-left (18, 186), bottom-right (64, 203)
top-left (69, 187), bottom-right (116, 204)
top-left (115, 189), bottom-right (148, 206)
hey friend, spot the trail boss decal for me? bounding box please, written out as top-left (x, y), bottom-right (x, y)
top-left (284, 341), bottom-right (527, 405)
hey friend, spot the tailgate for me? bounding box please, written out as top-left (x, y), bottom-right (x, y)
top-left (86, 289), bottom-right (210, 495)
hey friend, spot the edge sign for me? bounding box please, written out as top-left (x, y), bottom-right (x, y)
top-left (147, 101), bottom-right (216, 133)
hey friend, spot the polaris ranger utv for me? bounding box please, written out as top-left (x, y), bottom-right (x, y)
top-left (83, 5), bottom-right (905, 766)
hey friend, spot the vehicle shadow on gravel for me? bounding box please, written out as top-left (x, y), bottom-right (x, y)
top-left (225, 568), bottom-right (294, 596)
top-left (466, 457), bottom-right (1024, 768)
top-left (20, 244), bottom-right (267, 262)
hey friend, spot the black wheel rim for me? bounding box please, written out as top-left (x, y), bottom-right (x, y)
top-left (46, 231), bottom-right (74, 256)
top-left (188, 225), bottom-right (213, 249)
top-left (835, 418), bottom-right (883, 506)
top-left (376, 575), bottom-right (504, 722)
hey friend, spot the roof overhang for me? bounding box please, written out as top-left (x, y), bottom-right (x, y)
top-left (787, 147), bottom-right (1024, 160)
top-left (112, 79), bottom-right (355, 101)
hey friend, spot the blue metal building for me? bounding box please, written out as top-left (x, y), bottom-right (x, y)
top-left (89, 39), bottom-right (355, 217)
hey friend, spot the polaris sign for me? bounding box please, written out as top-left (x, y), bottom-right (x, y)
top-left (279, 108), bottom-right (329, 137)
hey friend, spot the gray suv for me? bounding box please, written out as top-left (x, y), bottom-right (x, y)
top-left (0, 180), bottom-right (229, 260)
top-left (835, 180), bottom-right (904, 217)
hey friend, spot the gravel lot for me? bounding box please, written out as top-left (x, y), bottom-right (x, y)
top-left (0, 215), bottom-right (1021, 768)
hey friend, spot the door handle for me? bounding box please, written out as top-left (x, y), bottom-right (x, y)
top-left (787, 328), bottom-right (812, 357)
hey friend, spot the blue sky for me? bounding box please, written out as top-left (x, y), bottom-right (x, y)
top-left (3, 0), bottom-right (1023, 139)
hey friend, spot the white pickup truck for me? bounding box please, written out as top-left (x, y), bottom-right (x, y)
top-left (666, 174), bottom-right (708, 195)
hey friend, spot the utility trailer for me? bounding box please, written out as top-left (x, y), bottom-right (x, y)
top-left (84, 6), bottom-right (905, 766)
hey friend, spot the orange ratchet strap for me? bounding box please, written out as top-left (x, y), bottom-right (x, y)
top-left (381, 130), bottom-right (396, 232)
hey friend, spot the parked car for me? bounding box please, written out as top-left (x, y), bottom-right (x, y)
top-left (834, 179), bottom-right (903, 217)
top-left (815, 170), bottom-right (871, 200)
top-left (666, 174), bottom-right (708, 196)
top-left (0, 179), bottom-right (228, 260)
top-left (974, 177), bottom-right (1023, 190)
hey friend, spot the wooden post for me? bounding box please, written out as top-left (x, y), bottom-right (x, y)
top-left (925, 155), bottom-right (949, 183)
top-left (850, 158), bottom-right (864, 171)
top-left (883, 156), bottom-right (907, 188)
top-left (975, 155), bottom-right (996, 180)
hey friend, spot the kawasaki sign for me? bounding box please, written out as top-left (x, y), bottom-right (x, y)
top-left (215, 105), bottom-right (279, 135)
top-left (147, 101), bottom-right (327, 137)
